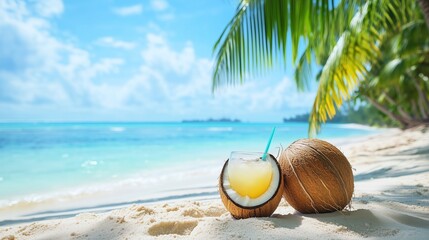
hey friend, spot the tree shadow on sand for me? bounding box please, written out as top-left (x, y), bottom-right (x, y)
top-left (303, 209), bottom-right (397, 238)
top-left (354, 166), bottom-right (428, 181)
top-left (396, 146), bottom-right (429, 156)
top-left (303, 207), bottom-right (428, 238)
top-left (354, 184), bottom-right (429, 207)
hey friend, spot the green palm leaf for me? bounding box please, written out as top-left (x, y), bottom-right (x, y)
top-left (213, 0), bottom-right (427, 136)
top-left (308, 0), bottom-right (424, 135)
top-left (212, 0), bottom-right (351, 90)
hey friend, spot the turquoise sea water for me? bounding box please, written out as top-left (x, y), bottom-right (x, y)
top-left (0, 122), bottom-right (380, 207)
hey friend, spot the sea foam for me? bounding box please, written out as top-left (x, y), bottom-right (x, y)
top-left (207, 127), bottom-right (233, 132)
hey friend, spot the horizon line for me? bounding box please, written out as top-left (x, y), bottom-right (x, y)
top-left (0, 120), bottom-right (293, 124)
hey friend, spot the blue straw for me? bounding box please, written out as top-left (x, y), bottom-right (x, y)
top-left (262, 127), bottom-right (276, 161)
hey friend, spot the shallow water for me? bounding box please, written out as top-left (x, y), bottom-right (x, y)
top-left (0, 122), bottom-right (380, 208)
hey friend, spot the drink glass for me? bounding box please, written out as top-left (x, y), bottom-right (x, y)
top-left (227, 151), bottom-right (273, 198)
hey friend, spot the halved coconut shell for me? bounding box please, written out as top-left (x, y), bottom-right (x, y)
top-left (279, 139), bottom-right (354, 213)
top-left (219, 154), bottom-right (284, 219)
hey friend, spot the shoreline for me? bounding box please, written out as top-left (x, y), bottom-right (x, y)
top-left (0, 163), bottom-right (221, 223)
top-left (0, 123), bottom-right (380, 223)
top-left (0, 191), bottom-right (219, 227)
top-left (1, 126), bottom-right (429, 239)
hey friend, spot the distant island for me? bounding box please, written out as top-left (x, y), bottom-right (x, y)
top-left (284, 112), bottom-right (357, 123)
top-left (283, 113), bottom-right (311, 123)
top-left (283, 106), bottom-right (399, 127)
top-left (182, 118), bottom-right (241, 123)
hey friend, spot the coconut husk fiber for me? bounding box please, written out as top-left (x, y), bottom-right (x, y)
top-left (279, 139), bottom-right (354, 214)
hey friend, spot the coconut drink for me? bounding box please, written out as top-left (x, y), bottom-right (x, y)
top-left (219, 152), bottom-right (283, 219)
top-left (219, 128), bottom-right (283, 219)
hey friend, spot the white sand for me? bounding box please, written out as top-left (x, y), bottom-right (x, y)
top-left (1, 126), bottom-right (429, 239)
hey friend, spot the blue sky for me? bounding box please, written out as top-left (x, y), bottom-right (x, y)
top-left (0, 0), bottom-right (316, 122)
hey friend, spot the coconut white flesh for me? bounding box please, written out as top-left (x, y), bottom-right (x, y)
top-left (222, 155), bottom-right (280, 207)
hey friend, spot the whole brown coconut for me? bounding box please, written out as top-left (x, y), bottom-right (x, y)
top-left (219, 154), bottom-right (284, 219)
top-left (279, 139), bottom-right (354, 213)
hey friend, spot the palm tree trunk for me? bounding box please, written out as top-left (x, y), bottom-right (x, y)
top-left (418, 95), bottom-right (429, 119)
top-left (408, 72), bottom-right (429, 119)
top-left (419, 0), bottom-right (429, 30)
top-left (383, 92), bottom-right (415, 123)
top-left (411, 100), bottom-right (420, 119)
top-left (365, 96), bottom-right (407, 127)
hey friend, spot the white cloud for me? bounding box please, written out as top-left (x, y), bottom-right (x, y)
top-left (113, 33), bottom-right (315, 119)
top-left (151, 0), bottom-right (168, 11)
top-left (113, 4), bottom-right (142, 16)
top-left (141, 33), bottom-right (195, 75)
top-left (97, 37), bottom-right (136, 50)
top-left (79, 58), bottom-right (124, 80)
top-left (0, 1), bottom-right (315, 121)
top-left (0, 0), bottom-right (28, 19)
top-left (0, 1), bottom-right (124, 107)
top-left (1, 1), bottom-right (63, 73)
top-left (209, 77), bottom-right (315, 117)
top-left (34, 0), bottom-right (64, 17)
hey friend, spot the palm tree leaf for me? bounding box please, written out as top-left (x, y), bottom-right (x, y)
top-left (212, 0), bottom-right (349, 90)
top-left (294, 46), bottom-right (313, 91)
top-left (308, 0), bottom-right (423, 136)
top-left (213, 0), bottom-right (426, 136)
top-left (308, 28), bottom-right (376, 136)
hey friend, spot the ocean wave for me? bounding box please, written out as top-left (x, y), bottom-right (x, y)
top-left (207, 127), bottom-right (233, 132)
top-left (110, 127), bottom-right (125, 132)
top-left (0, 188), bottom-right (220, 226)
top-left (81, 160), bottom-right (98, 167)
top-left (0, 162), bottom-right (222, 219)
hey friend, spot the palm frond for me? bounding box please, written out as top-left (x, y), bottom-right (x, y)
top-left (308, 0), bottom-right (423, 136)
top-left (212, 0), bottom-right (348, 90)
top-left (294, 46), bottom-right (313, 91)
top-left (213, 0), bottom-right (425, 136)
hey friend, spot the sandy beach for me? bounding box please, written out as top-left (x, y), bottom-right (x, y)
top-left (1, 126), bottom-right (429, 240)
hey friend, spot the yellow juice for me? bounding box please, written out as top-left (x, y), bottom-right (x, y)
top-left (228, 159), bottom-right (273, 198)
